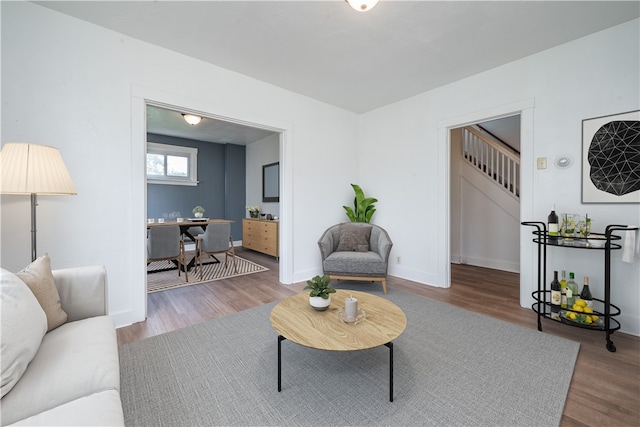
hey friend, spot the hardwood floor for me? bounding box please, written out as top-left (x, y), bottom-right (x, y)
top-left (117, 250), bottom-right (640, 427)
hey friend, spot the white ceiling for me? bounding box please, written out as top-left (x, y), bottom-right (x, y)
top-left (35, 1), bottom-right (640, 142)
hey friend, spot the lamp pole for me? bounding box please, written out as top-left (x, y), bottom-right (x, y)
top-left (30, 193), bottom-right (38, 261)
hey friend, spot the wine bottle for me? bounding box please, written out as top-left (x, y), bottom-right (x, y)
top-left (548, 205), bottom-right (559, 242)
top-left (567, 272), bottom-right (579, 309)
top-left (550, 271), bottom-right (561, 320)
top-left (581, 276), bottom-right (593, 308)
top-left (560, 270), bottom-right (567, 309)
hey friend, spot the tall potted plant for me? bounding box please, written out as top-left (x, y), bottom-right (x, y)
top-left (343, 183), bottom-right (378, 223)
top-left (303, 274), bottom-right (336, 311)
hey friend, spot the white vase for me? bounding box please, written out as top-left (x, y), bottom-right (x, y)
top-left (194, 212), bottom-right (203, 218)
top-left (309, 295), bottom-right (331, 311)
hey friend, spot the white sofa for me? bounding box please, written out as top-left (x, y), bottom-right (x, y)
top-left (1, 264), bottom-right (124, 426)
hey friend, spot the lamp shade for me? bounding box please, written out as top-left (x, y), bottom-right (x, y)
top-left (346, 0), bottom-right (379, 12)
top-left (0, 143), bottom-right (77, 195)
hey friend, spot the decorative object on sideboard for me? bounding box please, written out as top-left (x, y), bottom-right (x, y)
top-left (0, 142), bottom-right (77, 261)
top-left (246, 205), bottom-right (261, 218)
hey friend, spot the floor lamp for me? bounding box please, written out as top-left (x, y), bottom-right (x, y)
top-left (0, 143), bottom-right (77, 261)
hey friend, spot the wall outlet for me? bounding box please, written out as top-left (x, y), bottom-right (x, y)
top-left (536, 157), bottom-right (547, 170)
top-left (396, 256), bottom-right (401, 264)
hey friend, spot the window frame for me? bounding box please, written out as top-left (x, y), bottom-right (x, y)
top-left (146, 142), bottom-right (198, 186)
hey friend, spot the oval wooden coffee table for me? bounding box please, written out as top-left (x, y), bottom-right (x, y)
top-left (270, 289), bottom-right (407, 401)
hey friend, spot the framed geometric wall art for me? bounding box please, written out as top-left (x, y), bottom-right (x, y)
top-left (582, 110), bottom-right (640, 203)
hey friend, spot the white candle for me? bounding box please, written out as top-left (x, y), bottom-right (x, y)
top-left (345, 296), bottom-right (358, 319)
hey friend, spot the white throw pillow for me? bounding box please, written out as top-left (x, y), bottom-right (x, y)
top-left (1, 269), bottom-right (47, 398)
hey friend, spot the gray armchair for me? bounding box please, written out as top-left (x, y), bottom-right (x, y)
top-left (318, 222), bottom-right (393, 294)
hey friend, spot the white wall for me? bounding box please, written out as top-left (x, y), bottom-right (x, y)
top-left (358, 19), bottom-right (640, 335)
top-left (1, 2), bottom-right (358, 327)
top-left (246, 134), bottom-right (280, 218)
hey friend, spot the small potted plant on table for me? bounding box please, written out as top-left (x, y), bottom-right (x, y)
top-left (303, 274), bottom-right (336, 311)
top-left (192, 206), bottom-right (205, 218)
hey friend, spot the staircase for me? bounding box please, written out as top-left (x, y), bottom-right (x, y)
top-left (461, 126), bottom-right (520, 200)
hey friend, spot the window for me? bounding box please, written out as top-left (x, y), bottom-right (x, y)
top-left (146, 142), bottom-right (198, 186)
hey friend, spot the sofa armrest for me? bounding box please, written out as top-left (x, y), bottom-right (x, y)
top-left (52, 266), bottom-right (108, 322)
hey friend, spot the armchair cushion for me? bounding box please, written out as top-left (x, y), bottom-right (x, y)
top-left (336, 223), bottom-right (372, 252)
top-left (323, 251), bottom-right (387, 276)
top-left (16, 253), bottom-right (68, 331)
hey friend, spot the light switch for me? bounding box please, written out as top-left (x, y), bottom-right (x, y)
top-left (536, 157), bottom-right (547, 170)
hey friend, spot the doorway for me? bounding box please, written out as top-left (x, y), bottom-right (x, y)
top-left (438, 98), bottom-right (535, 309)
top-left (449, 115), bottom-right (521, 274)
top-left (130, 89), bottom-right (293, 325)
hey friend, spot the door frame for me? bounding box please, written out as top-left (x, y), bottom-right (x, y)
top-left (131, 85), bottom-right (294, 323)
top-left (438, 98), bottom-right (535, 308)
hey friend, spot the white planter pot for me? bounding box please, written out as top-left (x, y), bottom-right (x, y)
top-left (194, 212), bottom-right (204, 218)
top-left (309, 295), bottom-right (331, 311)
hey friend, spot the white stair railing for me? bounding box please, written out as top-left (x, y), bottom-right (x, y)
top-left (461, 126), bottom-right (520, 199)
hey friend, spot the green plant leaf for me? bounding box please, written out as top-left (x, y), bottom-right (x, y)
top-left (343, 206), bottom-right (356, 222)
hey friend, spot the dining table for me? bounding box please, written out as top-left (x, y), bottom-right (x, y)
top-left (147, 218), bottom-right (234, 272)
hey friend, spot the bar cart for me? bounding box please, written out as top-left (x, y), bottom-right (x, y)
top-left (521, 221), bottom-right (638, 352)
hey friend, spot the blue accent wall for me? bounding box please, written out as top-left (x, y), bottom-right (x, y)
top-left (147, 133), bottom-right (245, 239)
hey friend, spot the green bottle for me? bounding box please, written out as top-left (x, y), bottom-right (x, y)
top-left (560, 270), bottom-right (567, 309)
top-left (567, 272), bottom-right (579, 309)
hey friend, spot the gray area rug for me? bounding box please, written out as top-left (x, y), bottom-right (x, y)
top-left (119, 283), bottom-right (579, 426)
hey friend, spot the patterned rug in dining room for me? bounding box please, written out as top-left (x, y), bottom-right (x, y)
top-left (146, 254), bottom-right (269, 293)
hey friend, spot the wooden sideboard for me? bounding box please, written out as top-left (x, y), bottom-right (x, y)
top-left (242, 218), bottom-right (279, 258)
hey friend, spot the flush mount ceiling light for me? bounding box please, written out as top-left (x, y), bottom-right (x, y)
top-left (345, 0), bottom-right (379, 12)
top-left (182, 114), bottom-right (202, 126)
top-left (555, 155), bottom-right (573, 168)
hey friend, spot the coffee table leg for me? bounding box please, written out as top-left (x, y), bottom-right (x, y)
top-left (384, 342), bottom-right (394, 402)
top-left (277, 335), bottom-right (286, 392)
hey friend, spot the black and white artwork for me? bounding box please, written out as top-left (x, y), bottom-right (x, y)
top-left (582, 110), bottom-right (640, 203)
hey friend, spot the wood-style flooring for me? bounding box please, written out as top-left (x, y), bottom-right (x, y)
top-left (117, 248), bottom-right (640, 427)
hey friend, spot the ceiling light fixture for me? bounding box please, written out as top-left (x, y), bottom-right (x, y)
top-left (345, 0), bottom-right (379, 12)
top-left (182, 114), bottom-right (202, 126)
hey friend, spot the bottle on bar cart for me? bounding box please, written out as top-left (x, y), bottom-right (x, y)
top-left (560, 270), bottom-right (567, 309)
top-left (548, 205), bottom-right (559, 242)
top-left (550, 271), bottom-right (561, 320)
top-left (566, 272), bottom-right (579, 309)
top-left (581, 276), bottom-right (593, 308)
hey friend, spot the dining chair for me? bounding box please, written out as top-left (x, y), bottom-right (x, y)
top-left (195, 222), bottom-right (237, 280)
top-left (147, 225), bottom-right (189, 282)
